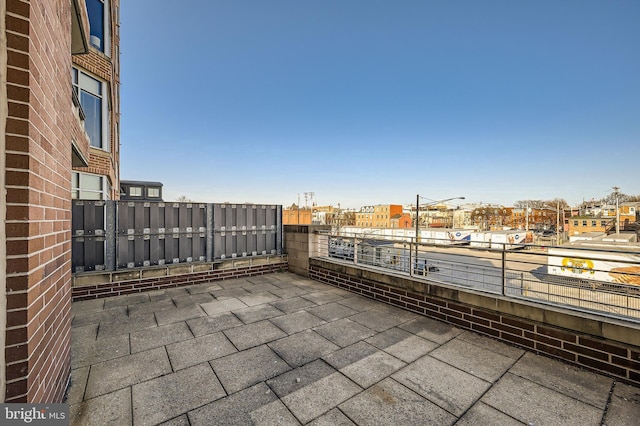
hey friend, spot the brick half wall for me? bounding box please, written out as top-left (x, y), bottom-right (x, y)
top-left (309, 257), bottom-right (640, 386)
top-left (72, 258), bottom-right (288, 301)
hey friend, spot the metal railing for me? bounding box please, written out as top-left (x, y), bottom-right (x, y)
top-left (323, 232), bottom-right (640, 322)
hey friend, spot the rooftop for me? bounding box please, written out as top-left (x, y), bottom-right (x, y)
top-left (68, 272), bottom-right (639, 425)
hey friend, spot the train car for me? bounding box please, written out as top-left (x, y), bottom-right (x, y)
top-left (548, 242), bottom-right (640, 286)
top-left (489, 230), bottom-right (528, 250)
top-left (470, 232), bottom-right (491, 248)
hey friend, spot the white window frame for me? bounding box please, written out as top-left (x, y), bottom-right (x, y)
top-left (129, 187), bottom-right (142, 197)
top-left (72, 172), bottom-right (109, 200)
top-left (147, 187), bottom-right (160, 198)
top-left (72, 66), bottom-right (110, 151)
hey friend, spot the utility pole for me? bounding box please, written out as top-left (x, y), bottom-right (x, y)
top-left (556, 200), bottom-right (560, 245)
top-left (415, 194), bottom-right (419, 273)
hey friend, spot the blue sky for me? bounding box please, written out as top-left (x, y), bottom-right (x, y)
top-left (120, 1), bottom-right (640, 208)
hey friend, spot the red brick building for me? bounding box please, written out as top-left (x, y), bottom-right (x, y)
top-left (356, 204), bottom-right (403, 228)
top-left (1, 0), bottom-right (120, 402)
top-left (390, 213), bottom-right (413, 228)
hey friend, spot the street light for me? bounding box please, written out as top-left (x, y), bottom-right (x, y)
top-left (414, 195), bottom-right (465, 274)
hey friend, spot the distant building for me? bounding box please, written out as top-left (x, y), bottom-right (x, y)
top-left (568, 202), bottom-right (639, 235)
top-left (423, 204), bottom-right (461, 228)
top-left (511, 207), bottom-right (559, 231)
top-left (356, 206), bottom-right (374, 227)
top-left (568, 216), bottom-right (614, 235)
top-left (356, 205), bottom-right (403, 228)
top-left (311, 206), bottom-right (356, 227)
top-left (120, 180), bottom-right (164, 201)
top-left (283, 205), bottom-right (312, 224)
top-left (390, 213), bottom-right (413, 228)
top-left (471, 206), bottom-right (513, 230)
top-left (311, 205), bottom-right (338, 225)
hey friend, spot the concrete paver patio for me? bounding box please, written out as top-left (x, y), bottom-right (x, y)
top-left (68, 272), bottom-right (640, 425)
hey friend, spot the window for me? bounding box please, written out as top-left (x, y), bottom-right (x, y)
top-left (129, 187), bottom-right (142, 197)
top-left (73, 67), bottom-right (109, 150)
top-left (591, 221), bottom-right (596, 227)
top-left (87, 0), bottom-right (110, 54)
top-left (582, 220), bottom-right (587, 226)
top-left (573, 220), bottom-right (578, 226)
top-left (601, 221), bottom-right (607, 227)
top-left (72, 172), bottom-right (108, 200)
top-left (148, 187), bottom-right (160, 198)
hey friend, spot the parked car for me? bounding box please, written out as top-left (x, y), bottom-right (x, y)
top-left (329, 238), bottom-right (354, 260)
top-left (414, 259), bottom-right (439, 274)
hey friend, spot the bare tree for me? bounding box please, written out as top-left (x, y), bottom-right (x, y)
top-left (515, 199), bottom-right (568, 209)
top-left (176, 195), bottom-right (193, 202)
top-left (514, 200), bottom-right (545, 209)
top-left (545, 198), bottom-right (569, 209)
top-left (600, 189), bottom-right (640, 204)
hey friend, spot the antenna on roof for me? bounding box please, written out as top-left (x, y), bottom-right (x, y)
top-left (304, 192), bottom-right (315, 208)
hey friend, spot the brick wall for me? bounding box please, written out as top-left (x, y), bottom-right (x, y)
top-left (1, 0), bottom-right (8, 402)
top-left (309, 259), bottom-right (640, 387)
top-left (71, 0), bottom-right (120, 200)
top-left (2, 0), bottom-right (86, 402)
top-left (72, 261), bottom-right (289, 301)
top-left (568, 218), bottom-right (611, 235)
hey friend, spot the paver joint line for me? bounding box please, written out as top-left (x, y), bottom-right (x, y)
top-left (67, 272), bottom-right (638, 426)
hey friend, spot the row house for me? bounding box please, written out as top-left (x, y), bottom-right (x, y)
top-left (390, 213), bottom-right (413, 228)
top-left (470, 206), bottom-right (514, 231)
top-left (321, 210), bottom-right (356, 228)
top-left (421, 204), bottom-right (456, 228)
top-left (355, 204), bottom-right (402, 228)
top-left (511, 207), bottom-right (561, 231)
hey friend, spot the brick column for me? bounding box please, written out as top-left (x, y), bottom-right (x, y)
top-left (2, 0), bottom-right (83, 402)
top-left (1, 0), bottom-right (8, 401)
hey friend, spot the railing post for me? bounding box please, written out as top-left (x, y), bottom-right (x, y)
top-left (501, 246), bottom-right (506, 296)
top-left (353, 238), bottom-right (358, 265)
top-left (409, 240), bottom-right (413, 276)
